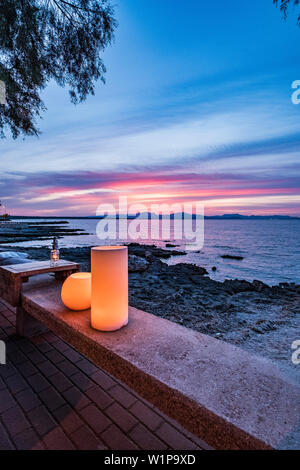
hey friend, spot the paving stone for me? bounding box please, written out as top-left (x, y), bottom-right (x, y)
top-left (86, 386), bottom-right (114, 410)
top-left (71, 425), bottom-right (106, 450)
top-left (36, 341), bottom-right (53, 354)
top-left (1, 405), bottom-right (31, 437)
top-left (17, 339), bottom-right (36, 354)
top-left (0, 311), bottom-right (209, 450)
top-left (109, 385), bottom-right (138, 408)
top-left (71, 371), bottom-right (93, 392)
top-left (53, 404), bottom-right (83, 434)
top-left (6, 373), bottom-right (29, 394)
top-left (28, 405), bottom-right (57, 436)
top-left (43, 427), bottom-right (75, 450)
top-left (16, 388), bottom-right (41, 413)
top-left (31, 441), bottom-right (46, 450)
top-left (52, 340), bottom-right (70, 353)
top-left (0, 422), bottom-right (14, 449)
top-left (49, 372), bottom-right (73, 393)
top-left (105, 402), bottom-right (138, 433)
top-left (91, 370), bottom-right (116, 391)
top-left (3, 326), bottom-right (15, 336)
top-left (36, 360), bottom-right (58, 377)
top-left (45, 349), bottom-right (65, 364)
top-left (129, 424), bottom-right (168, 450)
top-left (7, 349), bottom-right (27, 365)
top-left (26, 349), bottom-right (46, 365)
top-left (17, 360), bottom-right (38, 378)
top-left (79, 404), bottom-right (111, 434)
top-left (0, 376), bottom-right (5, 390)
top-left (62, 386), bottom-right (91, 411)
top-left (41, 332), bottom-right (60, 344)
top-left (0, 388), bottom-right (16, 413)
top-left (39, 387), bottom-right (66, 412)
top-left (56, 360), bottom-right (78, 377)
top-left (27, 373), bottom-right (50, 393)
top-left (155, 422), bottom-right (197, 450)
top-left (130, 401), bottom-right (163, 431)
top-left (62, 348), bottom-right (82, 363)
top-left (0, 363), bottom-right (16, 379)
top-left (0, 318), bottom-right (11, 328)
top-left (13, 427), bottom-right (41, 450)
top-left (157, 412), bottom-right (211, 449)
top-left (76, 358), bottom-right (98, 375)
top-left (101, 424), bottom-right (139, 450)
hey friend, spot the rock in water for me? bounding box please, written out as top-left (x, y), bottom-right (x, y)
top-left (221, 254), bottom-right (244, 260)
top-left (128, 255), bottom-right (149, 273)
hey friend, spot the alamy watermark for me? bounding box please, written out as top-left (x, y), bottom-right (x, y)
top-left (95, 197), bottom-right (204, 251)
top-left (291, 80), bottom-right (300, 104)
top-left (291, 340), bottom-right (300, 365)
top-left (0, 340), bottom-right (6, 365)
top-left (0, 80), bottom-right (6, 105)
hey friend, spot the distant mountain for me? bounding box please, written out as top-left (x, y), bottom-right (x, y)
top-left (122, 213), bottom-right (300, 220)
top-left (203, 214), bottom-right (300, 220)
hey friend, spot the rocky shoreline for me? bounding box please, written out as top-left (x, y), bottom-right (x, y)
top-left (0, 240), bottom-right (299, 383)
top-left (0, 220), bottom-right (87, 244)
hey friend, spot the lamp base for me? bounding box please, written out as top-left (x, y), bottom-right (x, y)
top-left (90, 318), bottom-right (128, 333)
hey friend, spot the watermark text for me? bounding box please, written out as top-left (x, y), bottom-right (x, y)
top-left (96, 197), bottom-right (204, 251)
top-left (0, 340), bottom-right (6, 365)
top-left (291, 340), bottom-right (300, 365)
top-left (291, 80), bottom-right (300, 104)
top-left (0, 81), bottom-right (6, 105)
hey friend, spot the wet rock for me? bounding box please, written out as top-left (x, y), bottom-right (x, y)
top-left (221, 254), bottom-right (244, 260)
top-left (251, 326), bottom-right (265, 334)
top-left (127, 243), bottom-right (186, 259)
top-left (190, 271), bottom-right (209, 284)
top-left (223, 279), bottom-right (255, 293)
top-left (252, 279), bottom-right (269, 292)
top-left (128, 255), bottom-right (149, 273)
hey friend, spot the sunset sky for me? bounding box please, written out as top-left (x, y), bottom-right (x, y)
top-left (1, 0), bottom-right (300, 216)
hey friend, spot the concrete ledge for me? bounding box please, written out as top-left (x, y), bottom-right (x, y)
top-left (21, 275), bottom-right (300, 450)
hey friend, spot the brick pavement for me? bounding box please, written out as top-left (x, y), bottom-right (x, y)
top-left (0, 298), bottom-right (211, 450)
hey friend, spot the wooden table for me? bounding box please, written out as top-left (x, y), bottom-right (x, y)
top-left (0, 260), bottom-right (80, 307)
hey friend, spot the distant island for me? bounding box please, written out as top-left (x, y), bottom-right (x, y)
top-left (9, 213), bottom-right (300, 220)
top-left (203, 213), bottom-right (300, 220)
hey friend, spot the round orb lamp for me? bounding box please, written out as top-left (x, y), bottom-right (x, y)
top-left (91, 246), bottom-right (128, 332)
top-left (61, 272), bottom-right (91, 311)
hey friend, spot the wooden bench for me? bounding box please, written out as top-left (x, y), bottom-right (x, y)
top-left (16, 273), bottom-right (300, 450)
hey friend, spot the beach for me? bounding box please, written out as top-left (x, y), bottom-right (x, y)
top-left (1, 219), bottom-right (299, 385)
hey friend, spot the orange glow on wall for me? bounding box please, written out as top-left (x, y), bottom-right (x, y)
top-left (61, 272), bottom-right (92, 311)
top-left (91, 246), bottom-right (128, 331)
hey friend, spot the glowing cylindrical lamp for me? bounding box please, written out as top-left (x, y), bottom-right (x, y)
top-left (61, 272), bottom-right (91, 311)
top-left (91, 246), bottom-right (128, 331)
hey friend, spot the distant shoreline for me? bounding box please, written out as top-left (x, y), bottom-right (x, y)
top-left (8, 214), bottom-right (300, 220)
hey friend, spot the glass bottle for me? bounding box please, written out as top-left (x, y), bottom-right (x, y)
top-left (50, 237), bottom-right (60, 266)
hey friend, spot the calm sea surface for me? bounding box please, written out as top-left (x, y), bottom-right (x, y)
top-left (11, 218), bottom-right (300, 285)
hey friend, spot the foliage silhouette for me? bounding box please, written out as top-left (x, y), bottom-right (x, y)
top-left (0, 0), bottom-right (116, 138)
